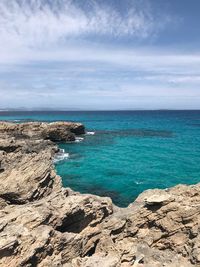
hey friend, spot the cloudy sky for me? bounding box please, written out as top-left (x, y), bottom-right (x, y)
top-left (0, 0), bottom-right (200, 110)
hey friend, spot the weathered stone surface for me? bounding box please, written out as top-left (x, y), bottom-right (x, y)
top-left (0, 121), bottom-right (85, 204)
top-left (0, 121), bottom-right (199, 267)
top-left (0, 137), bottom-right (59, 204)
top-left (0, 121), bottom-right (85, 142)
top-left (0, 191), bottom-right (113, 267)
top-left (141, 191), bottom-right (173, 206)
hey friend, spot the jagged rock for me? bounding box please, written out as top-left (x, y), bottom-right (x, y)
top-left (0, 121), bottom-right (199, 267)
top-left (0, 121), bottom-right (85, 142)
top-left (47, 121), bottom-right (85, 136)
top-left (0, 121), bottom-right (85, 204)
top-left (0, 140), bottom-right (59, 204)
top-left (0, 191), bottom-right (113, 267)
top-left (71, 253), bottom-right (119, 267)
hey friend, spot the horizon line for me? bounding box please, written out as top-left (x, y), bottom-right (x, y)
top-left (0, 109), bottom-right (200, 112)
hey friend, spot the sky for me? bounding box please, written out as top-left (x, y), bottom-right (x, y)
top-left (0, 0), bottom-right (200, 110)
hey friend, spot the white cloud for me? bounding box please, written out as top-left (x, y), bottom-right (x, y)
top-left (0, 0), bottom-right (162, 63)
top-left (136, 74), bottom-right (200, 84)
top-left (0, 0), bottom-right (200, 109)
top-left (0, 0), bottom-right (185, 72)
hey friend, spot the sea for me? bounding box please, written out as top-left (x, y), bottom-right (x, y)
top-left (0, 110), bottom-right (200, 207)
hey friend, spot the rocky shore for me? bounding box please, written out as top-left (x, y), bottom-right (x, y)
top-left (0, 121), bottom-right (199, 267)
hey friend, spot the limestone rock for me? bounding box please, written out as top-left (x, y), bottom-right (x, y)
top-left (71, 253), bottom-right (119, 267)
top-left (137, 190), bottom-right (173, 206)
top-left (0, 121), bottom-right (85, 142)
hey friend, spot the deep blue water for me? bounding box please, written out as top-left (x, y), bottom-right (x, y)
top-left (0, 110), bottom-right (200, 207)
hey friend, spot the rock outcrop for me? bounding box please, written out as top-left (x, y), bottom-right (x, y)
top-left (0, 121), bottom-right (84, 142)
top-left (0, 121), bottom-right (199, 267)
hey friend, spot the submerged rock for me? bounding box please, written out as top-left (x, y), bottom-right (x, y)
top-left (0, 121), bottom-right (199, 267)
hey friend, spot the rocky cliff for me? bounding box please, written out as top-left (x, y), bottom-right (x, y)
top-left (0, 121), bottom-right (199, 267)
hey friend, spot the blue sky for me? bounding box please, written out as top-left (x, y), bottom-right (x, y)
top-left (0, 0), bottom-right (200, 110)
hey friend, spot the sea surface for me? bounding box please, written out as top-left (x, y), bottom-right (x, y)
top-left (0, 110), bottom-right (200, 207)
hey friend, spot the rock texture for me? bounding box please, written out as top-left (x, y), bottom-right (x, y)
top-left (0, 121), bottom-right (199, 267)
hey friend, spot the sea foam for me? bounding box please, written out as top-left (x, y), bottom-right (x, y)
top-left (54, 149), bottom-right (69, 163)
top-left (86, 131), bottom-right (95, 135)
top-left (75, 137), bottom-right (84, 143)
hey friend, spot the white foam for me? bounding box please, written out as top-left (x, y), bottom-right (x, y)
top-left (54, 149), bottom-right (69, 163)
top-left (75, 137), bottom-right (84, 143)
top-left (11, 119), bottom-right (21, 122)
top-left (135, 181), bottom-right (143, 185)
top-left (86, 131), bottom-right (95, 135)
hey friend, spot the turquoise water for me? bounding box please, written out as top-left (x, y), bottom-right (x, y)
top-left (0, 110), bottom-right (200, 207)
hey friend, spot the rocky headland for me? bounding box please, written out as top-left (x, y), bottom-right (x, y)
top-left (0, 121), bottom-right (199, 267)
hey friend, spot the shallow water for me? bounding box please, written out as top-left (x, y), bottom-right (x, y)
top-left (0, 110), bottom-right (200, 207)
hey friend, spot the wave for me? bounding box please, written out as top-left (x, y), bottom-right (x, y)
top-left (135, 181), bottom-right (144, 185)
top-left (75, 137), bottom-right (84, 143)
top-left (86, 131), bottom-right (95, 135)
top-left (54, 149), bottom-right (69, 163)
top-left (9, 119), bottom-right (36, 123)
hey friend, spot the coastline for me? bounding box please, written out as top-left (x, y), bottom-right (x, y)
top-left (0, 121), bottom-right (199, 266)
